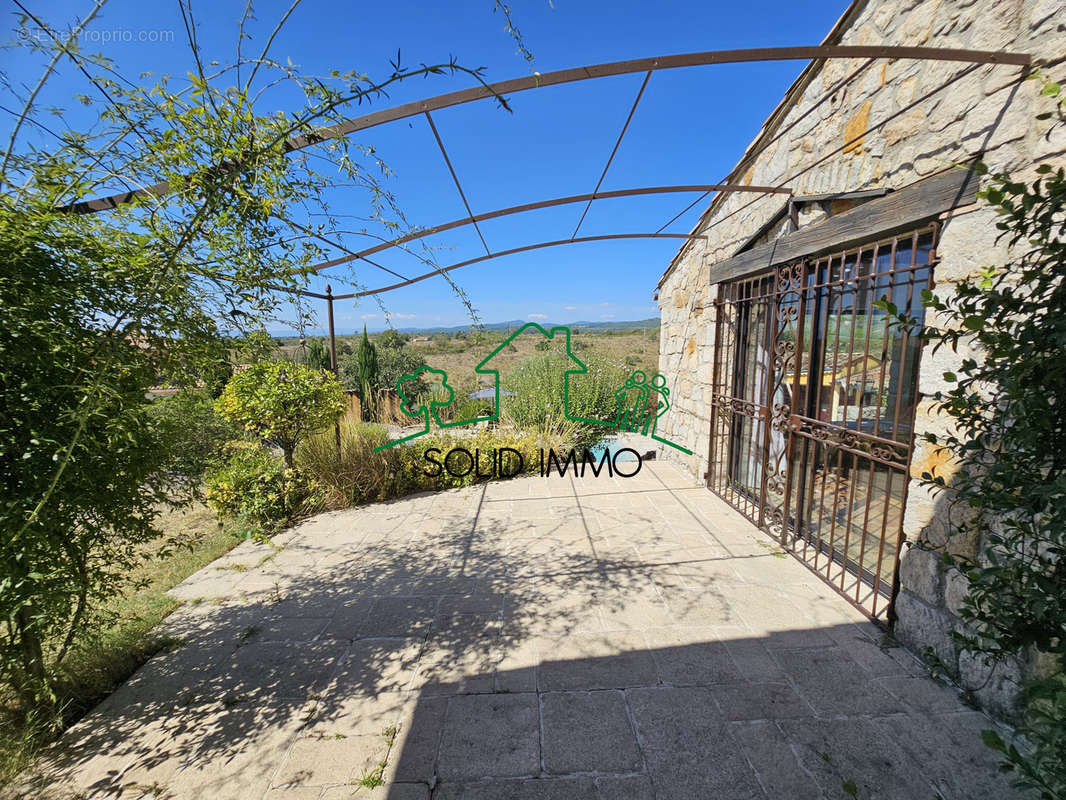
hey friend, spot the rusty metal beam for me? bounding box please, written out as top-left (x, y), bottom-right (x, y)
top-left (654, 56), bottom-right (877, 234)
top-left (300, 184), bottom-right (788, 276)
top-left (324, 232), bottom-right (707, 299)
top-left (658, 59), bottom-right (989, 287)
top-left (295, 46), bottom-right (1029, 146)
top-left (65, 46), bottom-right (1030, 214)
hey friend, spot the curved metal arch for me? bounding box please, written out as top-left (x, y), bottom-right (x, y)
top-left (327, 232), bottom-right (707, 299)
top-left (302, 183), bottom-right (790, 276)
top-left (67, 45), bottom-right (1029, 213)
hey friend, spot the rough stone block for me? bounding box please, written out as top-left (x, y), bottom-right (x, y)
top-left (842, 101), bottom-right (872, 154)
top-left (893, 590), bottom-right (957, 670)
top-left (959, 649), bottom-right (1023, 719)
top-left (897, 544), bottom-right (943, 606)
top-left (935, 206), bottom-right (1008, 283)
top-left (943, 568), bottom-right (971, 616)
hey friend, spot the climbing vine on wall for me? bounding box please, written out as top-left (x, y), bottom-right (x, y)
top-left (880, 74), bottom-right (1065, 799)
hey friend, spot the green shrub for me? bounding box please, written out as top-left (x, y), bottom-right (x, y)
top-left (424, 385), bottom-right (490, 425)
top-left (395, 427), bottom-right (555, 493)
top-left (149, 390), bottom-right (244, 482)
top-left (215, 361), bottom-right (345, 468)
top-left (296, 423), bottom-right (563, 505)
top-left (305, 338), bottom-right (330, 371)
top-left (343, 344), bottom-right (428, 395)
top-left (295, 421), bottom-right (396, 508)
top-left (376, 329), bottom-right (408, 350)
top-left (204, 441), bottom-right (321, 527)
top-left (502, 353), bottom-right (625, 448)
top-left (877, 86), bottom-right (1065, 796)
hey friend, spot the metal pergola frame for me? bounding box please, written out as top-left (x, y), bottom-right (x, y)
top-left (61, 42), bottom-right (1035, 622)
top-left (66, 44), bottom-right (1031, 368)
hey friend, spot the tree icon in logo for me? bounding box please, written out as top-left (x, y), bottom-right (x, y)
top-left (374, 366), bottom-right (456, 451)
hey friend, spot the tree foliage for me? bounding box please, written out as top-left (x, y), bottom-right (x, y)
top-left (341, 337), bottom-right (428, 406)
top-left (880, 79), bottom-right (1066, 796)
top-left (148, 389), bottom-right (244, 483)
top-left (215, 362), bottom-right (345, 468)
top-left (353, 326), bottom-right (379, 420)
top-left (0, 0), bottom-right (503, 716)
top-left (0, 228), bottom-right (181, 713)
top-left (376, 329), bottom-right (409, 350)
top-left (305, 338), bottom-right (331, 371)
top-left (238, 330), bottom-right (278, 365)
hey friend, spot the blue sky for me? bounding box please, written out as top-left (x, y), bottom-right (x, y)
top-left (2, 0), bottom-right (849, 333)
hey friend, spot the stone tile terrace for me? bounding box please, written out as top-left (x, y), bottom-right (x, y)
top-left (14, 463), bottom-right (1021, 799)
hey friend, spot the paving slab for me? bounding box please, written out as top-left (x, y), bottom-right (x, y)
top-left (436, 694), bottom-right (541, 780)
top-left (536, 632), bottom-right (659, 690)
top-left (626, 686), bottom-right (766, 799)
top-left (434, 777), bottom-right (598, 799)
top-left (595, 774), bottom-right (656, 800)
top-left (540, 690), bottom-right (643, 774)
top-left (9, 463), bottom-right (1027, 800)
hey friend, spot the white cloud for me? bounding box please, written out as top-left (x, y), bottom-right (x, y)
top-left (391, 313), bottom-right (417, 320)
top-left (528, 313), bottom-right (547, 319)
top-left (563, 305), bottom-right (578, 311)
top-left (360, 313), bottom-right (377, 320)
top-left (600, 314), bottom-right (615, 320)
top-left (600, 301), bottom-right (611, 307)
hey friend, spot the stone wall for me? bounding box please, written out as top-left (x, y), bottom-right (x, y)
top-left (656, 0), bottom-right (1065, 718)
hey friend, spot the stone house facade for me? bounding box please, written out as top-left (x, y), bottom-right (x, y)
top-left (655, 0), bottom-right (1064, 717)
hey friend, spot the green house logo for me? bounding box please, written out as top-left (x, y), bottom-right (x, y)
top-left (373, 323), bottom-right (691, 455)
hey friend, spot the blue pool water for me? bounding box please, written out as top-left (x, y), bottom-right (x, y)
top-left (588, 436), bottom-right (641, 463)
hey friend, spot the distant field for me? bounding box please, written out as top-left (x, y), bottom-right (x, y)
top-left (407, 327), bottom-right (660, 391)
top-left (277, 324), bottom-right (662, 393)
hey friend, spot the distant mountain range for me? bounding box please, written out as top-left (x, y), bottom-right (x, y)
top-left (392, 318), bottom-right (660, 335)
top-left (269, 318), bottom-right (660, 339)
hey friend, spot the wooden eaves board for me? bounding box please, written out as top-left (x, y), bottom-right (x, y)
top-left (706, 165), bottom-right (980, 285)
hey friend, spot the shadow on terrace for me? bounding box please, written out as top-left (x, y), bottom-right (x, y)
top-left (11, 467), bottom-right (1023, 799)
